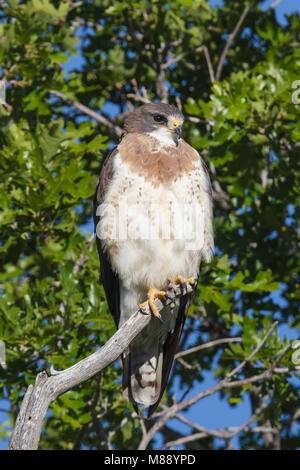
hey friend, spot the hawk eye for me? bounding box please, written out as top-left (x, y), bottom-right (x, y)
top-left (153, 114), bottom-right (165, 123)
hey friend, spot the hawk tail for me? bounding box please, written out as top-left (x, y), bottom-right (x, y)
top-left (122, 292), bottom-right (194, 417)
top-left (122, 335), bottom-right (164, 411)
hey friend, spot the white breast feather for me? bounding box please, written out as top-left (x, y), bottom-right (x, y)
top-left (97, 149), bottom-right (214, 325)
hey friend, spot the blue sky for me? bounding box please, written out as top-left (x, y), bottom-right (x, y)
top-left (211, 0), bottom-right (299, 24)
top-left (1, 0), bottom-right (300, 451)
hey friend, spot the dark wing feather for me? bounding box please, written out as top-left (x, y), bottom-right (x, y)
top-left (147, 288), bottom-right (196, 417)
top-left (93, 147), bottom-right (120, 327)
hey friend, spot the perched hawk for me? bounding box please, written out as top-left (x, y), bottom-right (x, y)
top-left (94, 102), bottom-right (214, 416)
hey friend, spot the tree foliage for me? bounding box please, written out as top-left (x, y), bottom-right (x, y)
top-left (0, 0), bottom-right (299, 450)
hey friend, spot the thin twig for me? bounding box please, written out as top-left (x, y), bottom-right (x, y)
top-left (126, 79), bottom-right (151, 105)
top-left (270, 0), bottom-right (282, 8)
top-left (215, 4), bottom-right (251, 81)
top-left (165, 391), bottom-right (272, 447)
top-left (175, 336), bottom-right (243, 360)
top-left (203, 45), bottom-right (215, 83)
top-left (165, 431), bottom-right (206, 448)
top-left (138, 322), bottom-right (291, 450)
top-left (138, 367), bottom-right (285, 450)
top-left (126, 94), bottom-right (150, 105)
top-left (49, 90), bottom-right (122, 137)
top-left (176, 357), bottom-right (201, 371)
top-left (225, 321), bottom-right (278, 381)
top-left (209, 161), bottom-right (231, 212)
top-left (156, 42), bottom-right (169, 103)
top-left (175, 96), bottom-right (182, 112)
top-left (161, 46), bottom-right (204, 71)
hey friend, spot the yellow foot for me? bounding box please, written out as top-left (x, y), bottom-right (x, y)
top-left (139, 286), bottom-right (166, 321)
top-left (170, 275), bottom-right (195, 287)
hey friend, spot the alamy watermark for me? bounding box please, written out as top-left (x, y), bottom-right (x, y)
top-left (96, 200), bottom-right (205, 250)
top-left (0, 80), bottom-right (6, 105)
top-left (0, 340), bottom-right (6, 368)
top-left (292, 80), bottom-right (300, 105)
top-left (291, 340), bottom-right (300, 365)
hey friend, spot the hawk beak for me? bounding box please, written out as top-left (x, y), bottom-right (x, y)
top-left (174, 125), bottom-right (182, 139)
top-left (170, 119), bottom-right (183, 139)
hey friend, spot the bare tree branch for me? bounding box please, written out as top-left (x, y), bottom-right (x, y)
top-left (226, 321), bottom-right (278, 381)
top-left (161, 45), bottom-right (204, 71)
top-left (175, 336), bottom-right (243, 360)
top-left (49, 90), bottom-right (122, 137)
top-left (156, 42), bottom-right (169, 103)
top-left (270, 0), bottom-right (283, 8)
top-left (208, 161), bottom-right (231, 212)
top-left (215, 4), bottom-right (251, 81)
top-left (165, 392), bottom-right (272, 448)
top-left (165, 431), bottom-right (207, 448)
top-left (126, 78), bottom-right (151, 104)
top-left (138, 365), bottom-right (295, 450)
top-left (8, 281), bottom-right (195, 450)
top-left (137, 322), bottom-right (292, 450)
top-left (202, 45), bottom-right (215, 83)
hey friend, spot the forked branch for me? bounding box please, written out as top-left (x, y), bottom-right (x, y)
top-left (8, 281), bottom-right (195, 450)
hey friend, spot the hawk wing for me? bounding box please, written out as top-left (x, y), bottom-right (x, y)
top-left (93, 147), bottom-right (120, 327)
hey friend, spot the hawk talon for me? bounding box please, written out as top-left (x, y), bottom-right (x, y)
top-left (171, 275), bottom-right (196, 289)
top-left (164, 292), bottom-right (174, 302)
top-left (180, 281), bottom-right (187, 292)
top-left (154, 311), bottom-right (164, 323)
top-left (139, 300), bottom-right (149, 312)
top-left (139, 286), bottom-right (166, 322)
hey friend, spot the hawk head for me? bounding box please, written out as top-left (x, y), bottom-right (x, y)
top-left (123, 102), bottom-right (184, 146)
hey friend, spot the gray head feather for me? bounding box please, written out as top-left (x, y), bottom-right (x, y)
top-left (123, 102), bottom-right (184, 135)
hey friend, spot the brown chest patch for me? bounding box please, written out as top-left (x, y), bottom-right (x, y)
top-left (118, 133), bottom-right (199, 186)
